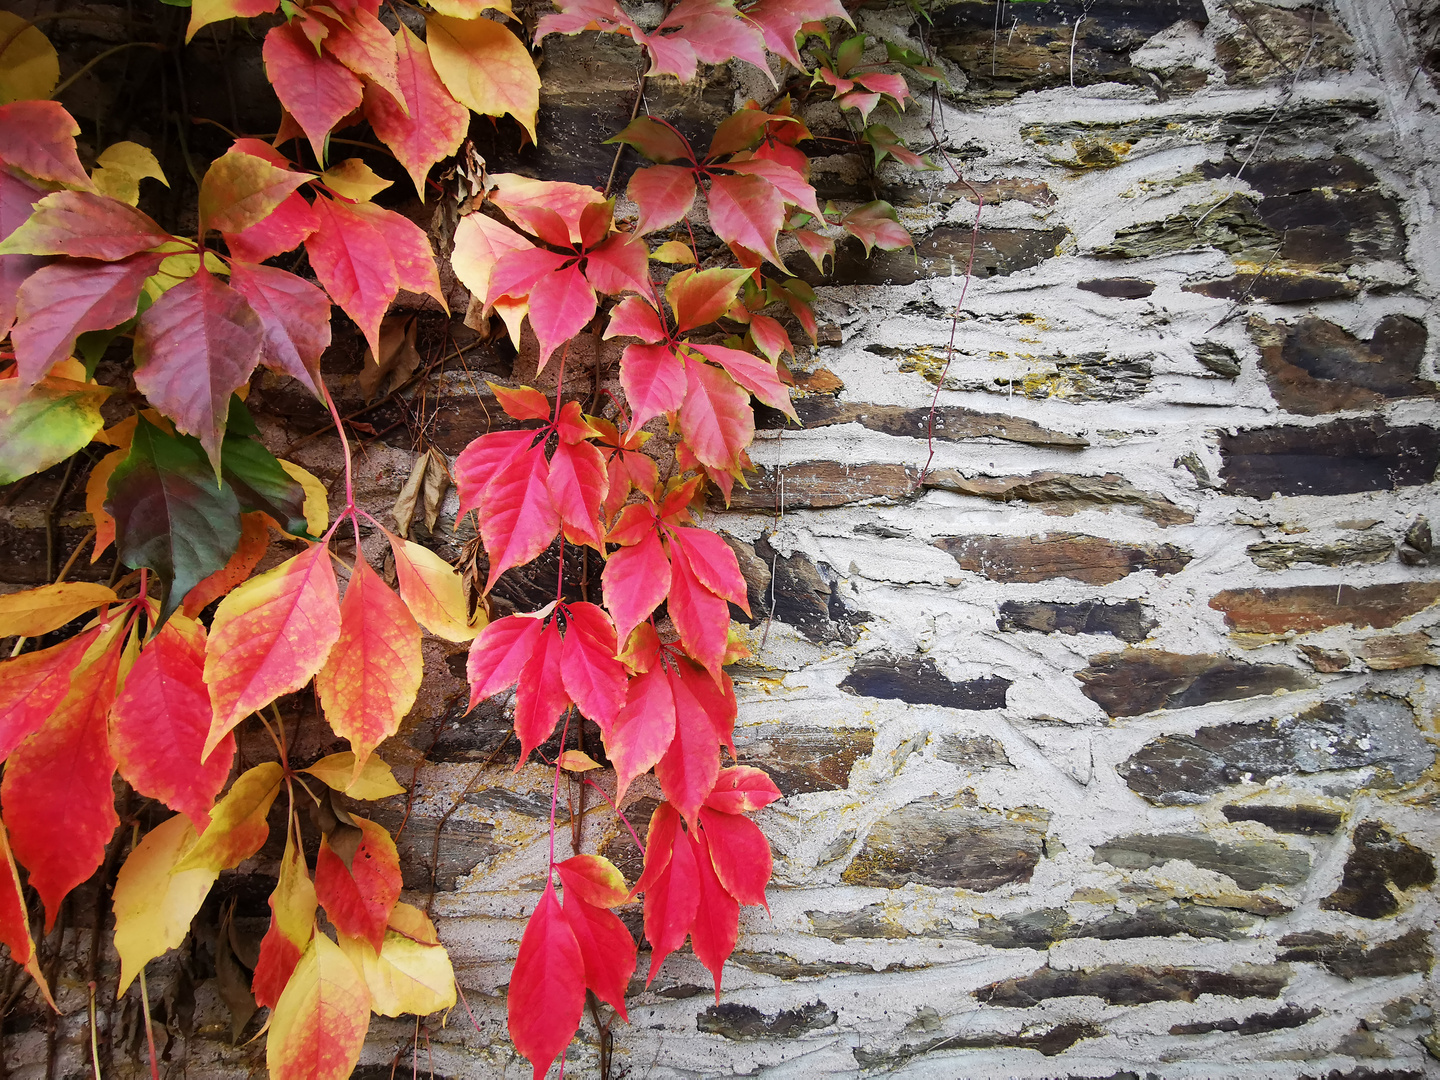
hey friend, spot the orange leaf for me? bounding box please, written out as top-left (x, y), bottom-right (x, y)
top-left (0, 818), bottom-right (54, 1010)
top-left (385, 528), bottom-right (482, 642)
top-left (174, 761), bottom-right (283, 874)
top-left (266, 933), bottom-right (371, 1080)
top-left (202, 543), bottom-right (341, 758)
top-left (314, 818), bottom-right (402, 954)
top-left (253, 823), bottom-right (317, 1009)
top-left (316, 559), bottom-right (423, 773)
top-left (426, 14), bottom-right (539, 142)
top-left (363, 23), bottom-right (468, 201)
top-left (0, 581), bottom-right (117, 638)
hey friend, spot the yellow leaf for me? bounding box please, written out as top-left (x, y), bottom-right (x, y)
top-left (427, 0), bottom-right (514, 18)
top-left (319, 158), bottom-right (393, 202)
top-left (175, 762), bottom-right (283, 874)
top-left (278, 460), bottom-right (330, 536)
top-left (267, 934), bottom-right (371, 1080)
top-left (91, 142), bottom-right (167, 206)
top-left (0, 13), bottom-right (58, 104)
top-left (303, 751), bottom-right (406, 800)
top-left (144, 245), bottom-right (230, 301)
top-left (426, 15), bottom-right (539, 142)
top-left (385, 529), bottom-right (484, 642)
top-left (0, 582), bottom-right (118, 637)
top-left (650, 240), bottom-right (696, 264)
top-left (386, 901), bottom-right (439, 945)
top-left (337, 927), bottom-right (456, 1018)
top-left (559, 749), bottom-right (602, 772)
top-left (113, 815), bottom-right (219, 996)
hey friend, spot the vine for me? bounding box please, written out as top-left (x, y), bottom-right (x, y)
top-left (0, 0), bottom-right (938, 1074)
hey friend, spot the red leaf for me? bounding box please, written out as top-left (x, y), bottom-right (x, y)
top-left (305, 195), bottom-right (400, 357)
top-left (480, 442), bottom-right (561, 590)
top-left (252, 825), bottom-right (317, 1009)
top-left (365, 24), bottom-right (469, 200)
top-left (0, 172), bottom-right (45, 336)
top-left (228, 262), bottom-right (331, 399)
top-left (197, 150), bottom-right (313, 237)
top-left (455, 429), bottom-right (532, 521)
top-left (0, 101), bottom-right (92, 189)
top-left (0, 191), bottom-right (171, 260)
top-left (0, 819), bottom-right (54, 1009)
top-left (559, 602), bottom-right (628, 729)
top-left (706, 171), bottom-right (786, 267)
top-left (319, 7), bottom-right (407, 112)
top-left (627, 164), bottom-right (697, 235)
top-left (11, 253), bottom-right (163, 391)
top-left (554, 853), bottom-right (629, 908)
top-left (699, 806), bottom-right (770, 908)
top-left (679, 360), bottom-right (753, 475)
top-left (2, 624), bottom-right (124, 929)
top-left (347, 200), bottom-right (444, 308)
top-left (705, 109), bottom-right (776, 159)
top-left (688, 342), bottom-right (796, 419)
top-left (560, 893), bottom-right (636, 1021)
top-left (547, 439), bottom-right (607, 549)
top-left (489, 245), bottom-right (569, 305)
top-left (490, 383), bottom-right (552, 423)
top-left (466, 611), bottom-right (548, 708)
top-left (110, 616), bottom-right (236, 833)
top-left (655, 0), bottom-right (770, 73)
top-left (451, 212), bottom-right (534, 312)
top-left (674, 654), bottom-right (737, 754)
top-left (619, 342), bottom-right (687, 430)
top-left (203, 543), bottom-right (342, 757)
top-left (583, 233), bottom-right (650, 297)
top-left (705, 765), bottom-right (782, 814)
top-left (748, 311), bottom-right (792, 361)
top-left (746, 0), bottom-right (851, 68)
top-left (636, 30), bottom-right (698, 83)
top-left (536, 0), bottom-right (641, 43)
top-left (555, 400), bottom-right (601, 444)
top-left (667, 525), bottom-right (749, 612)
top-left (631, 800), bottom-right (678, 896)
top-left (605, 664), bottom-right (676, 798)
top-left (641, 811), bottom-right (699, 983)
top-left (526, 260), bottom-right (597, 372)
top-left (687, 827), bottom-right (739, 997)
top-left (223, 190), bottom-right (318, 264)
top-left (665, 266), bottom-right (752, 333)
top-left (314, 818), bottom-right (402, 954)
top-left (508, 885), bottom-right (584, 1080)
top-left (841, 199), bottom-right (913, 255)
top-left (512, 618), bottom-right (570, 762)
top-left (603, 295), bottom-right (665, 344)
top-left (316, 559), bottom-right (423, 772)
top-left (606, 117), bottom-right (692, 164)
top-left (0, 630), bottom-right (96, 764)
top-left (263, 21), bottom-right (364, 165)
top-left (487, 173), bottom-right (607, 245)
top-left (133, 265), bottom-right (264, 473)
top-left (721, 156), bottom-right (822, 218)
top-left (655, 662), bottom-right (722, 826)
top-left (599, 529), bottom-right (671, 650)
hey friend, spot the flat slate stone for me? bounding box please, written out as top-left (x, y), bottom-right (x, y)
top-left (1078, 277), bottom-right (1156, 299)
top-left (924, 469), bottom-right (1193, 525)
top-left (1254, 315), bottom-right (1433, 415)
top-left (842, 799), bottom-right (1049, 891)
top-left (1217, 417), bottom-right (1440, 498)
top-left (998, 599), bottom-right (1157, 643)
top-left (1246, 535), bottom-right (1396, 570)
top-left (853, 1021), bottom-right (1103, 1067)
top-left (722, 534), bottom-right (868, 645)
top-left (719, 461), bottom-right (915, 511)
top-left (1184, 270), bottom-right (1359, 304)
top-left (733, 727), bottom-right (873, 796)
top-left (1222, 804), bottom-right (1344, 835)
top-left (1321, 821), bottom-right (1436, 919)
top-left (1170, 1004), bottom-right (1319, 1037)
top-left (799, 228), bottom-right (1068, 286)
top-left (1093, 831), bottom-right (1310, 890)
top-left (759, 396), bottom-right (1088, 448)
top-left (840, 656), bottom-right (1010, 710)
top-left (973, 902), bottom-right (1258, 949)
top-left (935, 533), bottom-right (1190, 585)
top-left (697, 1001), bottom-right (837, 1041)
top-left (1210, 582), bottom-right (1440, 633)
top-left (1077, 649), bottom-right (1312, 718)
top-left (1119, 692), bottom-right (1432, 804)
top-left (369, 810), bottom-right (503, 892)
top-left (1278, 928), bottom-right (1432, 979)
top-left (976, 963), bottom-right (1289, 1007)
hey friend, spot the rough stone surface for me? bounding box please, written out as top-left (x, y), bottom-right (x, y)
top-left (1120, 693), bottom-right (1434, 804)
top-left (1253, 315), bottom-right (1434, 415)
top-left (1277, 929), bottom-right (1433, 979)
top-left (1218, 419), bottom-right (1440, 498)
top-left (1078, 649), bottom-right (1314, 718)
top-left (976, 964), bottom-right (1291, 1007)
top-left (1210, 583), bottom-right (1440, 633)
top-left (924, 470), bottom-right (1194, 525)
top-left (1093, 832), bottom-right (1312, 890)
top-left (1321, 822), bottom-right (1437, 919)
top-left (840, 655), bottom-right (1011, 710)
top-left (935, 532), bottom-right (1191, 584)
top-left (998, 599), bottom-right (1157, 642)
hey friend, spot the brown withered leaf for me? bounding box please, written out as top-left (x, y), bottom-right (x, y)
top-left (359, 315), bottom-right (421, 403)
top-left (392, 446), bottom-right (451, 539)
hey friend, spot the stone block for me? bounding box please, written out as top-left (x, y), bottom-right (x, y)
top-left (1217, 418), bottom-right (1440, 498)
top-left (842, 799), bottom-right (1048, 891)
top-left (1278, 928), bottom-right (1432, 979)
top-left (1093, 832), bottom-right (1311, 890)
top-left (757, 396), bottom-right (1089, 449)
top-left (800, 228), bottom-right (1068, 286)
top-left (925, 469), bottom-right (1193, 525)
top-left (1254, 316), bottom-right (1433, 416)
top-left (1077, 650), bottom-right (1312, 718)
top-left (1170, 1004), bottom-right (1319, 1036)
top-left (1321, 822), bottom-right (1437, 919)
top-left (998, 599), bottom-right (1157, 643)
top-left (935, 533), bottom-right (1191, 585)
top-left (976, 963), bottom-right (1289, 1007)
top-left (1246, 535), bottom-right (1395, 569)
top-left (840, 656), bottom-right (1010, 710)
top-left (733, 727), bottom-right (873, 796)
top-left (1210, 583), bottom-right (1440, 634)
top-left (697, 1001), bottom-right (837, 1040)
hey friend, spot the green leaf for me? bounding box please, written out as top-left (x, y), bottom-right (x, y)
top-left (221, 435), bottom-right (311, 538)
top-left (0, 375), bottom-right (109, 485)
top-left (106, 415), bottom-right (242, 623)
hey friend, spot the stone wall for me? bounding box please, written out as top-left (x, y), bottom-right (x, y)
top-left (3, 0), bottom-right (1440, 1077)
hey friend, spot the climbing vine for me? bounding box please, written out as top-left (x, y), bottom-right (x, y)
top-left (0, 0), bottom-right (935, 1074)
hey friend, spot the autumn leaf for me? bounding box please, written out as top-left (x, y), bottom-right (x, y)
top-left (666, 267), bottom-right (752, 332)
top-left (0, 100), bottom-right (94, 189)
top-left (175, 761), bottom-right (284, 874)
top-left (105, 415), bottom-right (243, 623)
top-left (0, 11), bottom-right (59, 104)
top-left (302, 751), bottom-right (406, 800)
top-left (427, 15), bottom-right (540, 142)
top-left (112, 813), bottom-right (220, 995)
top-left (479, 442), bottom-right (561, 590)
top-left (263, 21), bottom-right (364, 165)
top-left (316, 559), bottom-right (423, 774)
top-left (317, 7), bottom-right (407, 114)
top-left (1, 620), bottom-right (125, 928)
top-left (337, 915), bottom-right (456, 1018)
top-left (745, 0), bottom-right (851, 68)
top-left (555, 854), bottom-right (629, 908)
top-left (687, 826), bottom-right (739, 996)
top-left (0, 171), bottom-right (45, 336)
top-left (266, 933), bottom-right (371, 1080)
top-left (704, 765), bottom-right (781, 814)
top-left (304, 196), bottom-right (400, 357)
top-left (229, 262), bottom-right (331, 399)
top-left (0, 629), bottom-right (98, 763)
top-left (281, 460), bottom-right (331, 535)
top-left (187, 0), bottom-right (279, 43)
top-left (385, 529), bottom-right (481, 642)
top-left (841, 200), bottom-right (912, 255)
top-left (0, 582), bottom-right (115, 638)
top-left (0, 371), bottom-right (110, 486)
top-left (699, 806), bottom-right (771, 909)
top-left (253, 824), bottom-right (317, 1009)
top-left (560, 892), bottom-right (636, 1020)
top-left (508, 884), bottom-right (584, 1080)
top-left (639, 804), bottom-right (699, 984)
top-left (600, 526), bottom-right (671, 651)
top-left (627, 164), bottom-right (697, 234)
top-left (365, 24), bottom-right (468, 200)
top-left (0, 818), bottom-right (54, 1010)
top-left (132, 266), bottom-right (265, 474)
top-left (0, 190), bottom-right (172, 260)
top-left (197, 149), bottom-right (312, 236)
top-left (314, 817), bottom-right (402, 954)
top-left (181, 511), bottom-right (271, 618)
top-left (110, 614), bottom-right (236, 832)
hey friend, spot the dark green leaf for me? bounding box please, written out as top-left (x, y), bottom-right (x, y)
top-left (106, 415), bottom-right (242, 623)
top-left (220, 435), bottom-right (310, 538)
